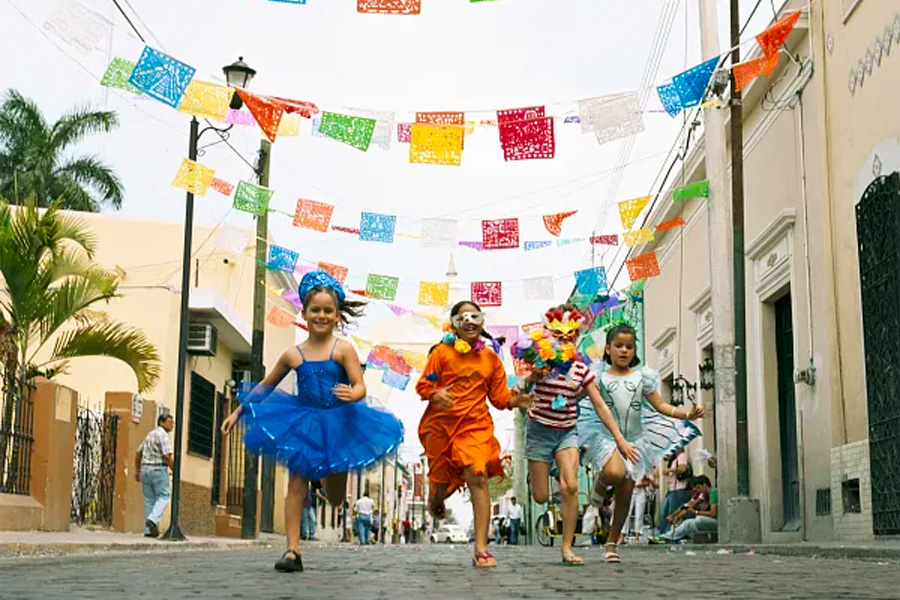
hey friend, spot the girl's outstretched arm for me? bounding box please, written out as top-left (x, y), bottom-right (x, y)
top-left (645, 390), bottom-right (704, 421)
top-left (334, 340), bottom-right (366, 402)
top-left (221, 349), bottom-right (294, 435)
top-left (584, 381), bottom-right (641, 464)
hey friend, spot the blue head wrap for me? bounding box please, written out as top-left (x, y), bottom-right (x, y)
top-left (298, 270), bottom-right (346, 307)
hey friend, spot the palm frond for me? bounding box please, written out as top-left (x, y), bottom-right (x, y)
top-left (50, 106), bottom-right (118, 153)
top-left (46, 177), bottom-right (101, 212)
top-left (34, 270), bottom-right (119, 347)
top-left (55, 156), bottom-right (123, 209)
top-left (0, 90), bottom-right (47, 136)
top-left (44, 321), bottom-right (160, 392)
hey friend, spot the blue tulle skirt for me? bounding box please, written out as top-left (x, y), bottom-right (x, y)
top-left (240, 386), bottom-right (405, 480)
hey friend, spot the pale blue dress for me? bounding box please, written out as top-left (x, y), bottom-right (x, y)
top-left (577, 367), bottom-right (700, 481)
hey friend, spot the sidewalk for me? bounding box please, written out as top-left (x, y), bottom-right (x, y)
top-left (0, 529), bottom-right (281, 558)
top-left (632, 540), bottom-right (900, 561)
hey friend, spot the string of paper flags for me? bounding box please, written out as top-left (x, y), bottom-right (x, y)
top-left (98, 12), bottom-right (801, 165)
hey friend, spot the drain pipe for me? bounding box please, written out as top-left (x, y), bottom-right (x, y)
top-left (795, 90), bottom-right (816, 387)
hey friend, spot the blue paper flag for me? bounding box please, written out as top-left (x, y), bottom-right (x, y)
top-left (672, 57), bottom-right (719, 109)
top-left (382, 369), bottom-right (411, 391)
top-left (574, 266), bottom-right (608, 297)
top-left (360, 212), bottom-right (397, 243)
top-left (267, 244), bottom-right (299, 272)
top-left (128, 46), bottom-right (195, 108)
top-left (268, 0), bottom-right (306, 3)
top-left (656, 82), bottom-right (682, 117)
top-left (524, 241), bottom-right (553, 251)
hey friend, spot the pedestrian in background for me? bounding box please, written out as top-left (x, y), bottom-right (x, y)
top-left (506, 497), bottom-right (523, 545)
top-left (301, 480), bottom-right (325, 541)
top-left (354, 492), bottom-right (375, 545)
top-left (134, 413), bottom-right (174, 538)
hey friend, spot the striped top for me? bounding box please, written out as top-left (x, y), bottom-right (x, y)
top-left (528, 361), bottom-right (595, 429)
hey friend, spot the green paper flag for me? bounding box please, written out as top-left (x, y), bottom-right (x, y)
top-left (366, 274), bottom-right (400, 301)
top-left (673, 180), bottom-right (710, 201)
top-left (233, 181), bottom-right (274, 216)
top-left (100, 57), bottom-right (142, 94)
top-left (319, 111), bottom-right (377, 152)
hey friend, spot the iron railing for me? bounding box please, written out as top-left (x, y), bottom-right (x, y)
top-left (71, 405), bottom-right (118, 526)
top-left (0, 377), bottom-right (35, 496)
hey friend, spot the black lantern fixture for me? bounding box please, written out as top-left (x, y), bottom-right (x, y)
top-left (223, 57), bottom-right (257, 110)
top-left (699, 358), bottom-right (715, 390)
top-left (670, 374), bottom-right (697, 408)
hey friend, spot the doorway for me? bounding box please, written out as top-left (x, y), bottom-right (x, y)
top-left (774, 294), bottom-right (800, 531)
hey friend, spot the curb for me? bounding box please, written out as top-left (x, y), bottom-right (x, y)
top-left (629, 543), bottom-right (900, 561)
top-left (0, 539), bottom-right (274, 559)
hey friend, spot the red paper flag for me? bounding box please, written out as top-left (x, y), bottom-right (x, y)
top-left (542, 211), bottom-right (578, 237)
top-left (293, 198), bottom-right (334, 232)
top-left (331, 225), bottom-right (361, 235)
top-left (271, 96), bottom-right (319, 118)
top-left (357, 0), bottom-right (421, 14)
top-left (397, 123), bottom-right (412, 143)
top-left (482, 218), bottom-right (520, 250)
top-left (317, 261), bottom-right (348, 284)
top-left (656, 217), bottom-right (687, 232)
top-left (266, 306), bottom-right (296, 328)
top-left (471, 281), bottom-right (502, 307)
top-left (497, 106), bottom-right (555, 161)
top-left (209, 178), bottom-right (234, 196)
top-left (733, 53), bottom-right (780, 92)
top-left (416, 112), bottom-right (464, 125)
top-left (756, 11), bottom-right (801, 59)
top-left (236, 89), bottom-right (284, 143)
top-left (626, 252), bottom-right (661, 281)
top-left (590, 234), bottom-right (619, 246)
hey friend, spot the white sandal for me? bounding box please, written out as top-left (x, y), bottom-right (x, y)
top-left (604, 542), bottom-right (621, 563)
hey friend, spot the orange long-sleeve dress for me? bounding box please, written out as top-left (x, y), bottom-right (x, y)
top-left (416, 343), bottom-right (513, 496)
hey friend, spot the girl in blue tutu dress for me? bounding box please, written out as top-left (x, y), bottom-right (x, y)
top-left (221, 270), bottom-right (404, 572)
top-left (577, 324), bottom-right (702, 563)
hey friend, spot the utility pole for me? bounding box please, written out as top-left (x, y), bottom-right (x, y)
top-left (513, 410), bottom-right (528, 544)
top-left (242, 138), bottom-right (271, 539)
top-left (697, 0), bottom-right (759, 543)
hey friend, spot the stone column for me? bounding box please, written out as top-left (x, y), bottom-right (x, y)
top-left (107, 392), bottom-right (157, 533)
top-left (30, 380), bottom-right (78, 531)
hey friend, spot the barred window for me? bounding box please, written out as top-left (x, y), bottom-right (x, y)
top-left (188, 372), bottom-right (216, 458)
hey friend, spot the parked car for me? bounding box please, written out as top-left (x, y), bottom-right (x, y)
top-left (430, 524), bottom-right (468, 544)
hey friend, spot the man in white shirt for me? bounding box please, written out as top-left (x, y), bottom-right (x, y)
top-left (135, 413), bottom-right (174, 538)
top-left (506, 497), bottom-right (524, 545)
top-left (353, 492), bottom-right (376, 545)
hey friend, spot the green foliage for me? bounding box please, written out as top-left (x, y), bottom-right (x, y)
top-left (0, 89), bottom-right (123, 212)
top-left (0, 200), bottom-right (159, 391)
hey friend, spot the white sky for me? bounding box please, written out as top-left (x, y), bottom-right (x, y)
top-left (1, 0), bottom-right (779, 528)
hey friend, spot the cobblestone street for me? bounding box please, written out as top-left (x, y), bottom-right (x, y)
top-left (0, 544), bottom-right (897, 600)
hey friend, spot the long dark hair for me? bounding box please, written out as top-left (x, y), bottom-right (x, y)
top-left (302, 286), bottom-right (366, 324)
top-left (602, 324), bottom-right (641, 367)
top-left (449, 300), bottom-right (506, 346)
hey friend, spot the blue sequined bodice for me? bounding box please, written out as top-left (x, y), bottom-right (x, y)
top-left (295, 359), bottom-right (348, 409)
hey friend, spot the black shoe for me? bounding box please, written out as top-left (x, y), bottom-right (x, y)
top-left (274, 550), bottom-right (303, 573)
top-left (145, 520), bottom-right (159, 538)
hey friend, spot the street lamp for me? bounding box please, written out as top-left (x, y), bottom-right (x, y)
top-left (162, 58), bottom-right (258, 542)
top-left (670, 374), bottom-right (697, 408)
top-left (223, 57), bottom-right (257, 109)
top-left (699, 358), bottom-right (715, 390)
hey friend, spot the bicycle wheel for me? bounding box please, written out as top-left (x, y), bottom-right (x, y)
top-left (535, 513), bottom-right (553, 547)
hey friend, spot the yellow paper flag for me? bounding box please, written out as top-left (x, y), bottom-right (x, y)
top-left (618, 196), bottom-right (650, 231)
top-left (400, 350), bottom-right (427, 372)
top-left (277, 113), bottom-right (302, 137)
top-left (410, 123), bottom-right (464, 166)
top-left (417, 281), bottom-right (450, 307)
top-left (178, 80), bottom-right (232, 122)
top-left (623, 228), bottom-right (655, 247)
top-left (352, 335), bottom-right (373, 358)
top-left (172, 159), bottom-right (215, 196)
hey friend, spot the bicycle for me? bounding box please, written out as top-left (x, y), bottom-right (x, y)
top-left (535, 492), bottom-right (611, 547)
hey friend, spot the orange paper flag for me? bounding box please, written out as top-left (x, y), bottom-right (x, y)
top-left (266, 306), bottom-right (296, 328)
top-left (656, 217), bottom-right (686, 232)
top-left (756, 11), bottom-right (801, 59)
top-left (236, 89), bottom-right (284, 143)
top-left (733, 53), bottom-right (780, 92)
top-left (542, 211), bottom-right (578, 237)
top-left (626, 252), bottom-right (661, 281)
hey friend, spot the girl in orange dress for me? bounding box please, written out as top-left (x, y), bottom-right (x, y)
top-left (416, 300), bottom-right (532, 568)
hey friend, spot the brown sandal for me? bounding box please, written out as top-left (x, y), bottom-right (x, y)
top-left (472, 550), bottom-right (497, 568)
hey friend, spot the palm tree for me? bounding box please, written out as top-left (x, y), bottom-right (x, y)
top-left (0, 200), bottom-right (159, 392)
top-left (0, 89), bottom-right (124, 212)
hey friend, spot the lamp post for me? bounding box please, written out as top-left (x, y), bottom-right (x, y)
top-left (162, 58), bottom-right (257, 541)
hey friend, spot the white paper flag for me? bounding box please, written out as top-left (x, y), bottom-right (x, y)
top-left (216, 225), bottom-right (251, 258)
top-left (348, 109), bottom-right (395, 151)
top-left (421, 218), bottom-right (458, 248)
top-left (578, 92), bottom-right (645, 146)
top-left (523, 276), bottom-right (555, 301)
top-left (43, 0), bottom-right (112, 56)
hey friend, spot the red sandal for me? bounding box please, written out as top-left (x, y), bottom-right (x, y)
top-left (472, 550), bottom-right (497, 568)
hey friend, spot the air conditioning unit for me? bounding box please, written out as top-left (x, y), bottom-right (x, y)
top-left (187, 323), bottom-right (217, 356)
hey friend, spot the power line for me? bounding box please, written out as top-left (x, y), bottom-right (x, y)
top-left (109, 0), bottom-right (145, 44)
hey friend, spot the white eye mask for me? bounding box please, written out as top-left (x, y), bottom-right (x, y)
top-left (451, 311), bottom-right (485, 329)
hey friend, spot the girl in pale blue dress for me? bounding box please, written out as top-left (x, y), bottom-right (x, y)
top-left (577, 324), bottom-right (703, 563)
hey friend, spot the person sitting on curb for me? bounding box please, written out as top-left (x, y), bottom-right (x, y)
top-left (650, 475), bottom-right (717, 544)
